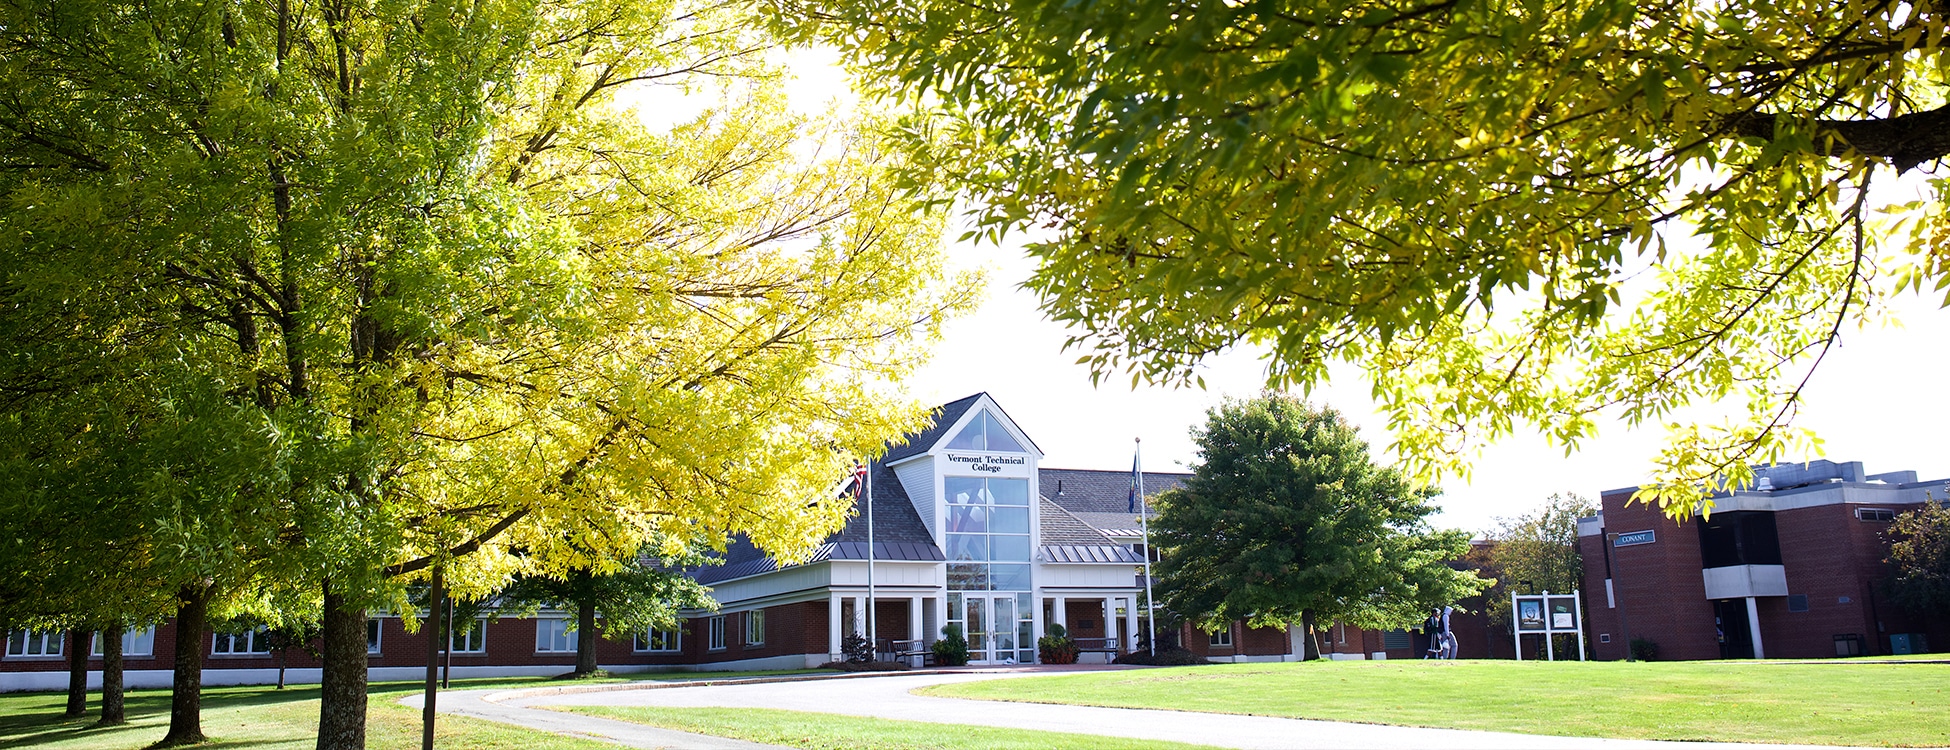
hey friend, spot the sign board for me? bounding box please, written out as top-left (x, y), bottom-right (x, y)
top-left (1512, 590), bottom-right (1586, 662)
top-left (1614, 529), bottom-right (1656, 547)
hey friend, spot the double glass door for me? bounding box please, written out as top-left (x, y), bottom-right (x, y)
top-left (952, 592), bottom-right (1034, 664)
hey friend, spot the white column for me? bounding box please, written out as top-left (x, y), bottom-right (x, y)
top-left (853, 596), bottom-right (867, 639)
top-left (908, 596), bottom-right (923, 661)
top-left (934, 595), bottom-right (950, 644)
top-left (1103, 598), bottom-right (1118, 652)
top-left (828, 592), bottom-right (842, 661)
top-left (1054, 596), bottom-right (1068, 631)
top-left (1746, 597), bottom-right (1765, 659)
top-left (1123, 596), bottom-right (1140, 652)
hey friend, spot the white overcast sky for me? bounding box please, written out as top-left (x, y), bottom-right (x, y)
top-left (680, 47), bottom-right (1950, 534)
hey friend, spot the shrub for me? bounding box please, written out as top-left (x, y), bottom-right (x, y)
top-left (933, 624), bottom-right (970, 666)
top-left (841, 634), bottom-right (873, 663)
top-left (1113, 647), bottom-right (1208, 666)
top-left (1629, 637), bottom-right (1660, 661)
top-left (1038, 622), bottom-right (1079, 664)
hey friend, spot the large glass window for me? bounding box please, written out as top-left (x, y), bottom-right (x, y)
top-left (450, 620), bottom-right (487, 653)
top-left (535, 619), bottom-right (577, 653)
top-left (944, 477), bottom-right (1031, 592)
top-left (93, 627), bottom-right (157, 658)
top-left (945, 411), bottom-right (1026, 453)
top-left (5, 630), bottom-right (62, 657)
top-left (636, 627), bottom-right (681, 653)
top-left (212, 627), bottom-right (271, 655)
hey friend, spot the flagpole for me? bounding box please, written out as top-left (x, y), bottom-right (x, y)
top-left (866, 459), bottom-right (876, 661)
top-left (1137, 438), bottom-right (1156, 655)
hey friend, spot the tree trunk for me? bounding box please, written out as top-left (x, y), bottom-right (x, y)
top-left (99, 623), bottom-right (125, 726)
top-left (64, 627), bottom-right (90, 717)
top-left (575, 596), bottom-right (598, 676)
top-left (277, 649), bottom-right (287, 690)
top-left (161, 586), bottom-right (208, 746)
top-left (1300, 611), bottom-right (1320, 661)
top-left (316, 584), bottom-right (368, 750)
top-left (422, 566), bottom-right (444, 750)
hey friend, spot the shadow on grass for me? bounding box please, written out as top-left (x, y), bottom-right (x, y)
top-left (0, 685), bottom-right (321, 749)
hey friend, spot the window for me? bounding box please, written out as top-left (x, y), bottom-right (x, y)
top-left (1788, 594), bottom-right (1810, 613)
top-left (1208, 628), bottom-right (1233, 648)
top-left (945, 410), bottom-right (1026, 452)
top-left (367, 620), bottom-right (382, 655)
top-left (745, 610), bottom-right (765, 646)
top-left (1696, 510), bottom-right (1783, 568)
top-left (212, 627), bottom-right (271, 655)
top-left (5, 630), bottom-right (63, 657)
top-left (535, 619), bottom-right (578, 653)
top-left (635, 627), bottom-right (681, 653)
top-left (707, 616), bottom-right (726, 651)
top-left (944, 476), bottom-right (1033, 592)
top-left (92, 627), bottom-right (157, 657)
top-left (1856, 507), bottom-right (1897, 522)
top-left (1599, 633), bottom-right (1612, 644)
top-left (450, 619), bottom-right (487, 654)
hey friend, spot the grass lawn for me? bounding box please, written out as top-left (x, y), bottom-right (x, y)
top-left (922, 660), bottom-right (1950, 747)
top-left (557, 705), bottom-right (1221, 750)
top-left (0, 669), bottom-right (831, 749)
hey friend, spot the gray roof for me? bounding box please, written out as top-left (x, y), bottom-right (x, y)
top-left (1037, 496), bottom-right (1146, 564)
top-left (883, 393), bottom-right (982, 463)
top-left (693, 459), bottom-right (940, 585)
top-left (1041, 467), bottom-right (1189, 520)
top-left (1041, 545), bottom-right (1144, 564)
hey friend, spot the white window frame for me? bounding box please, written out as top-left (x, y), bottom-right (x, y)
top-left (745, 610), bottom-right (765, 647)
top-left (367, 619), bottom-right (382, 655)
top-left (1209, 628), bottom-right (1233, 648)
top-left (449, 619), bottom-right (488, 654)
top-left (707, 616), bottom-right (726, 651)
top-left (635, 626), bottom-right (682, 653)
top-left (212, 627), bottom-right (271, 656)
top-left (92, 627), bottom-right (158, 658)
top-left (1856, 507), bottom-right (1897, 522)
top-left (535, 618), bottom-right (578, 653)
top-left (5, 629), bottom-right (64, 658)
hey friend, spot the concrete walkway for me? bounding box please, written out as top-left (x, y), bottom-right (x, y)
top-left (416, 667), bottom-right (1849, 750)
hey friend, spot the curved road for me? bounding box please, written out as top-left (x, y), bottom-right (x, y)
top-left (413, 668), bottom-right (1843, 750)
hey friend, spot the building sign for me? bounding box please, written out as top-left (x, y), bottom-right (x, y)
top-left (944, 453), bottom-right (1030, 476)
top-left (1614, 529), bottom-right (1656, 547)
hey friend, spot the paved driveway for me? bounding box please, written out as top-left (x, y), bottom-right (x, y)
top-left (418, 667), bottom-right (1844, 750)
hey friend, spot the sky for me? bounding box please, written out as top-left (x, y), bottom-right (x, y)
top-left (668, 47), bottom-right (1950, 534)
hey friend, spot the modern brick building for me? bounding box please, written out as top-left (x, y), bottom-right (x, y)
top-left (1579, 460), bottom-right (1949, 660)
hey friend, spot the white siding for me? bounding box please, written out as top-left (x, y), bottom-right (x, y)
top-left (1036, 564), bottom-right (1142, 588)
top-left (894, 456), bottom-right (938, 542)
top-left (830, 560), bottom-right (942, 587)
top-left (709, 563), bottom-right (832, 606)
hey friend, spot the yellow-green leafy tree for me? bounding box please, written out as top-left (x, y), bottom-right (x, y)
top-left (0, 0), bottom-right (974, 746)
top-left (783, 0), bottom-right (1947, 516)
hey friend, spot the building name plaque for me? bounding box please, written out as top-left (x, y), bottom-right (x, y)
top-left (1614, 529), bottom-right (1656, 547)
top-left (945, 453), bottom-right (1028, 474)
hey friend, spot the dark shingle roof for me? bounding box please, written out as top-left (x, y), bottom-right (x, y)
top-left (883, 393), bottom-right (983, 463)
top-left (1040, 467), bottom-right (1190, 519)
top-left (1037, 497), bottom-right (1144, 564)
top-left (693, 459), bottom-right (940, 585)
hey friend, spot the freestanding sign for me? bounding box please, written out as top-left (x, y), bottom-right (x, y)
top-left (1512, 590), bottom-right (1586, 661)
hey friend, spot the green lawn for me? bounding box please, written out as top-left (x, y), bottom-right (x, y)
top-left (0, 670), bottom-right (831, 749)
top-left (557, 705), bottom-right (1219, 750)
top-left (922, 660), bottom-right (1950, 747)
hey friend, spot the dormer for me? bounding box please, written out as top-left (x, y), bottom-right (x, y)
top-left (885, 393), bottom-right (1042, 543)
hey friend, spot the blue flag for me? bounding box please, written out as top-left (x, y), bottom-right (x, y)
top-left (1129, 454), bottom-right (1140, 513)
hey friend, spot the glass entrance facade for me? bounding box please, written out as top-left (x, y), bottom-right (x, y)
top-left (945, 475), bottom-right (1035, 663)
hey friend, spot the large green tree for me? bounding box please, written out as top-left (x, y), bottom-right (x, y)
top-left (0, 0), bottom-right (972, 746)
top-left (785, 0), bottom-right (1945, 515)
top-left (1152, 394), bottom-right (1489, 659)
top-left (1887, 501), bottom-right (1950, 619)
top-left (1483, 493), bottom-right (1596, 655)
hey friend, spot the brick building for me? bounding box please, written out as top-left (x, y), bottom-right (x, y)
top-left (10, 392), bottom-right (1311, 690)
top-left (1579, 460), bottom-right (1948, 660)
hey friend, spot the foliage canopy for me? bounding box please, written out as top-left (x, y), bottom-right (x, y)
top-left (784, 0), bottom-right (1950, 517)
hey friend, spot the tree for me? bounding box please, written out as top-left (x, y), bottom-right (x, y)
top-left (784, 0), bottom-right (1946, 516)
top-left (496, 552), bottom-right (715, 677)
top-left (0, 0), bottom-right (972, 746)
top-left (1151, 394), bottom-right (1490, 660)
top-left (1887, 501), bottom-right (1950, 618)
top-left (1484, 493), bottom-right (1598, 656)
